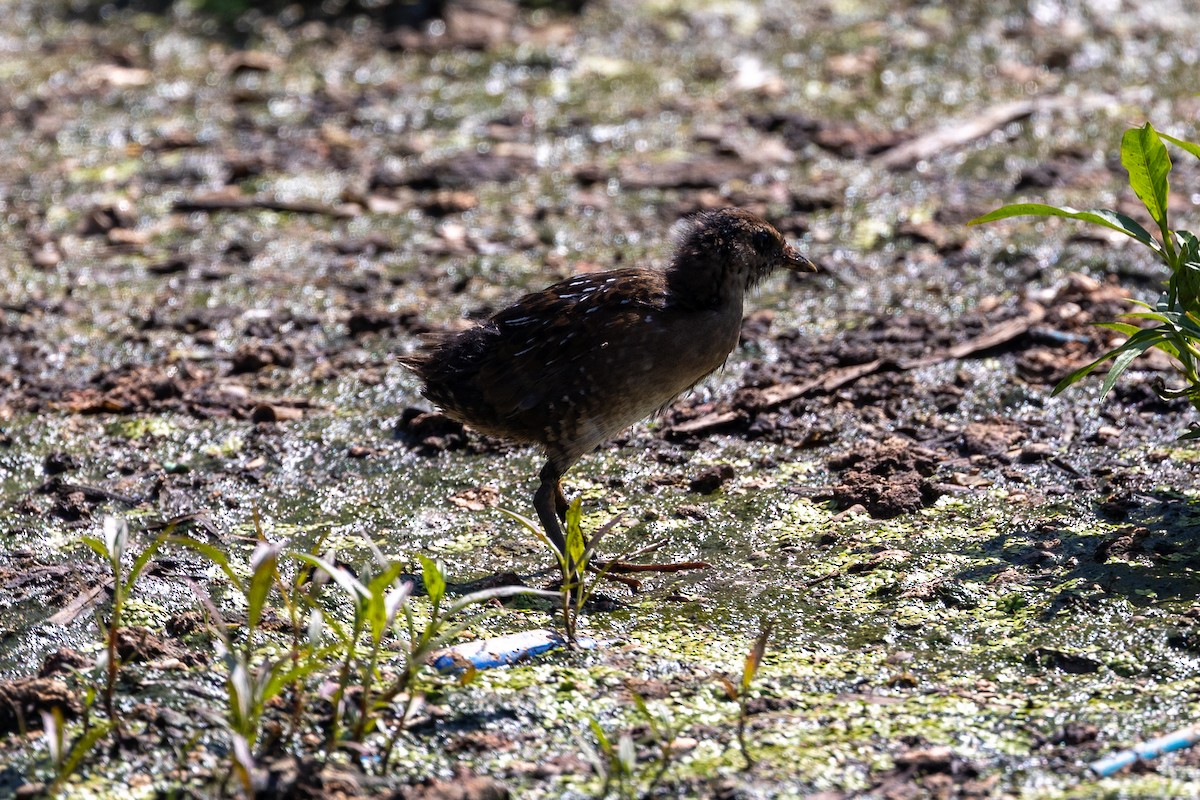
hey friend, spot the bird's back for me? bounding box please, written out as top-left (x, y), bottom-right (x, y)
top-left (404, 266), bottom-right (742, 460)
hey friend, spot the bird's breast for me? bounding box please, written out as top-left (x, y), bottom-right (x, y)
top-left (588, 301), bottom-right (743, 419)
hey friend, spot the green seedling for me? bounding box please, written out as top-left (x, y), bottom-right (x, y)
top-left (40, 704), bottom-right (113, 798)
top-left (500, 499), bottom-right (624, 645)
top-left (173, 533), bottom-right (326, 795)
top-left (971, 122), bottom-right (1200, 437)
top-left (583, 693), bottom-right (680, 800)
top-left (720, 621), bottom-right (772, 770)
top-left (381, 554), bottom-right (547, 772)
top-left (174, 510), bottom-right (325, 753)
top-left (297, 545), bottom-right (544, 773)
top-left (293, 549), bottom-right (412, 754)
top-left (80, 515), bottom-right (167, 738)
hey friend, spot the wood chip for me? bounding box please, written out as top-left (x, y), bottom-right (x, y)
top-left (47, 579), bottom-right (113, 626)
top-left (666, 410), bottom-right (742, 435)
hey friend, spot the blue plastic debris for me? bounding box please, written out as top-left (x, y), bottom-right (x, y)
top-left (430, 629), bottom-right (594, 672)
top-left (1091, 724), bottom-right (1200, 777)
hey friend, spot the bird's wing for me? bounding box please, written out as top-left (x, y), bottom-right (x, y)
top-left (475, 270), bottom-right (668, 419)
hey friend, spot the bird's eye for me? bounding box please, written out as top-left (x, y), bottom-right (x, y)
top-left (752, 229), bottom-right (775, 252)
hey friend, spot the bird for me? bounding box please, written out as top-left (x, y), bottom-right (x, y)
top-left (402, 208), bottom-right (816, 569)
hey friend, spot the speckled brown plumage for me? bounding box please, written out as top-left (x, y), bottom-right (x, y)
top-left (402, 208), bottom-right (815, 558)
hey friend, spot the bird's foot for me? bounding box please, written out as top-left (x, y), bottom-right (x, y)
top-left (587, 534), bottom-right (710, 591)
top-left (592, 535), bottom-right (710, 579)
top-left (592, 558), bottom-right (711, 575)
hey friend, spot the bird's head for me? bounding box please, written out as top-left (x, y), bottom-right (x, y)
top-left (667, 208), bottom-right (815, 309)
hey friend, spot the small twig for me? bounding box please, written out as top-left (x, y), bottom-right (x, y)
top-left (173, 194), bottom-right (357, 219)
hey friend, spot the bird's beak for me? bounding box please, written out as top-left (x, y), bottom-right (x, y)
top-left (782, 244), bottom-right (817, 273)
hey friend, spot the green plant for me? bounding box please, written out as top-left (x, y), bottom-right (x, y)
top-left (584, 693), bottom-right (680, 800)
top-left (297, 545), bottom-right (545, 773)
top-left (80, 515), bottom-right (167, 737)
top-left (176, 536), bottom-right (326, 795)
top-left (39, 703), bottom-right (113, 797)
top-left (500, 499), bottom-right (622, 645)
top-left (970, 122), bottom-right (1200, 437)
top-left (295, 548), bottom-right (411, 756)
top-left (720, 621), bottom-right (771, 770)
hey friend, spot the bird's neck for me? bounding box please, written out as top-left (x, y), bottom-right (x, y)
top-left (664, 253), bottom-right (748, 311)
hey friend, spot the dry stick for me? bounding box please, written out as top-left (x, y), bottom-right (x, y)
top-left (686, 302), bottom-right (1052, 427)
top-left (599, 560), bottom-right (711, 574)
top-left (876, 99), bottom-right (1037, 170)
top-left (874, 93), bottom-right (1113, 170)
top-left (900, 302), bottom-right (1047, 368)
top-left (173, 194), bottom-right (358, 219)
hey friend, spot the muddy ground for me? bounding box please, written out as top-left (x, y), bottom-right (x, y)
top-left (1, 0), bottom-right (1200, 797)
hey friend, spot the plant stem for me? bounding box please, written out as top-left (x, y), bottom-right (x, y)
top-left (737, 695), bottom-right (754, 770)
top-left (104, 591), bottom-right (123, 739)
top-left (324, 646), bottom-right (356, 756)
top-left (352, 646), bottom-right (381, 743)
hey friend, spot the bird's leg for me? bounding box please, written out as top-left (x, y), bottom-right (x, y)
top-left (554, 481), bottom-right (569, 521)
top-left (537, 462), bottom-right (706, 592)
top-left (534, 462), bottom-right (568, 556)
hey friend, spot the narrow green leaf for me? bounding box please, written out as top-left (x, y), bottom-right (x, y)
top-left (56, 720), bottom-right (115, 787)
top-left (1160, 131), bottom-right (1200, 162)
top-left (169, 535), bottom-right (244, 592)
top-left (498, 508), bottom-right (569, 572)
top-left (425, 619), bottom-right (472, 652)
top-left (1096, 322), bottom-right (1142, 336)
top-left (1053, 347), bottom-right (1136, 396)
top-left (1052, 361), bottom-right (1100, 394)
top-left (384, 582), bottom-right (413, 627)
top-left (496, 506), bottom-right (541, 535)
top-left (968, 204), bottom-right (1159, 251)
top-left (1121, 123), bottom-right (1171, 236)
top-left (565, 498), bottom-right (586, 572)
top-left (263, 659), bottom-right (324, 705)
top-left (445, 584), bottom-right (557, 617)
top-left (292, 553), bottom-right (367, 602)
top-left (583, 512), bottom-right (624, 563)
top-left (419, 555), bottom-right (446, 608)
top-left (1099, 344), bottom-right (1151, 397)
top-left (630, 692), bottom-right (651, 721)
top-left (617, 733), bottom-right (637, 774)
top-left (1179, 312), bottom-right (1200, 340)
top-left (364, 565), bottom-right (403, 642)
top-left (1121, 312), bottom-right (1172, 324)
top-left (79, 536), bottom-right (110, 564)
top-left (1173, 231), bottom-right (1200, 314)
top-left (246, 542), bottom-right (279, 639)
top-left (1154, 335), bottom-right (1182, 360)
top-left (183, 577), bottom-right (231, 646)
top-left (126, 533), bottom-right (166, 588)
top-left (1053, 327), bottom-right (1169, 397)
top-left (589, 718), bottom-right (612, 754)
